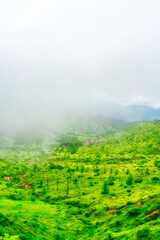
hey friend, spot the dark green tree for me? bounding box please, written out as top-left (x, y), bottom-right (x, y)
top-left (126, 168), bottom-right (130, 175)
top-left (101, 180), bottom-right (109, 194)
top-left (55, 130), bottom-right (83, 154)
top-left (126, 174), bottom-right (134, 185)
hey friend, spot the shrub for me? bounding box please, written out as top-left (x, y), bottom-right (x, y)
top-left (81, 166), bottom-right (84, 173)
top-left (49, 163), bottom-right (63, 170)
top-left (13, 177), bottom-right (21, 183)
top-left (117, 210), bottom-right (122, 215)
top-left (0, 213), bottom-right (10, 226)
top-left (137, 226), bottom-right (151, 239)
top-left (9, 194), bottom-right (22, 200)
top-left (31, 196), bottom-right (36, 201)
top-left (65, 200), bottom-right (89, 208)
top-left (145, 167), bottom-right (149, 175)
top-left (39, 180), bottom-right (43, 188)
top-left (151, 177), bottom-right (159, 183)
top-left (0, 225), bottom-right (4, 236)
top-left (154, 160), bottom-right (160, 168)
top-left (6, 182), bottom-right (13, 187)
top-left (135, 178), bottom-right (143, 183)
top-left (128, 208), bottom-right (140, 217)
top-left (110, 193), bottom-right (116, 196)
top-left (104, 231), bottom-right (114, 240)
top-left (89, 181), bottom-right (94, 187)
top-left (93, 167), bottom-right (99, 173)
top-left (73, 178), bottom-right (78, 184)
top-left (127, 189), bottom-right (131, 192)
top-left (107, 177), bottom-right (115, 186)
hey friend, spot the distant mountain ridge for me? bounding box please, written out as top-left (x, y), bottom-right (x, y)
top-left (2, 103), bottom-right (160, 142)
top-left (88, 103), bottom-right (160, 122)
top-left (0, 108), bottom-right (128, 143)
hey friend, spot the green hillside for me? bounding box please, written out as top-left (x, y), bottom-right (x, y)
top-left (0, 121), bottom-right (160, 239)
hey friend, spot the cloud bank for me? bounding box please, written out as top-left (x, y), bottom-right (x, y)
top-left (0, 0), bottom-right (160, 133)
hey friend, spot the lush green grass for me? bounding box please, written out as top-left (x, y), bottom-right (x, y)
top-left (0, 121), bottom-right (160, 239)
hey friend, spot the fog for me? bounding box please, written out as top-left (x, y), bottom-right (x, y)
top-left (0, 0), bottom-right (160, 136)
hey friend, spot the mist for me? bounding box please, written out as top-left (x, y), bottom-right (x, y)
top-left (0, 0), bottom-right (160, 136)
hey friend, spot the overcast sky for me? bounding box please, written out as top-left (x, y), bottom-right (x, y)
top-left (0, 0), bottom-right (160, 127)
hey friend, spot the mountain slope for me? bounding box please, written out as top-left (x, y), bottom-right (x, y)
top-left (0, 120), bottom-right (160, 239)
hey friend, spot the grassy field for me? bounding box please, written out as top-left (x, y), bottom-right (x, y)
top-left (0, 121), bottom-right (160, 239)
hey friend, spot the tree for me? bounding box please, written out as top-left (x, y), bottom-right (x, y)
top-left (126, 168), bottom-right (130, 175)
top-left (126, 174), bottom-right (134, 185)
top-left (66, 176), bottom-right (70, 197)
top-left (145, 167), bottom-right (149, 175)
top-left (55, 130), bottom-right (83, 154)
top-left (101, 180), bottom-right (109, 194)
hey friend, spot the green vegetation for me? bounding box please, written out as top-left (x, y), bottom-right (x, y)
top-left (0, 120), bottom-right (160, 239)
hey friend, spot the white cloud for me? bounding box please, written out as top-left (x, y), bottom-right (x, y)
top-left (0, 0), bottom-right (160, 130)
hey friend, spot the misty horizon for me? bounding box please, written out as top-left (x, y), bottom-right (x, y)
top-left (1, 0), bottom-right (160, 135)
